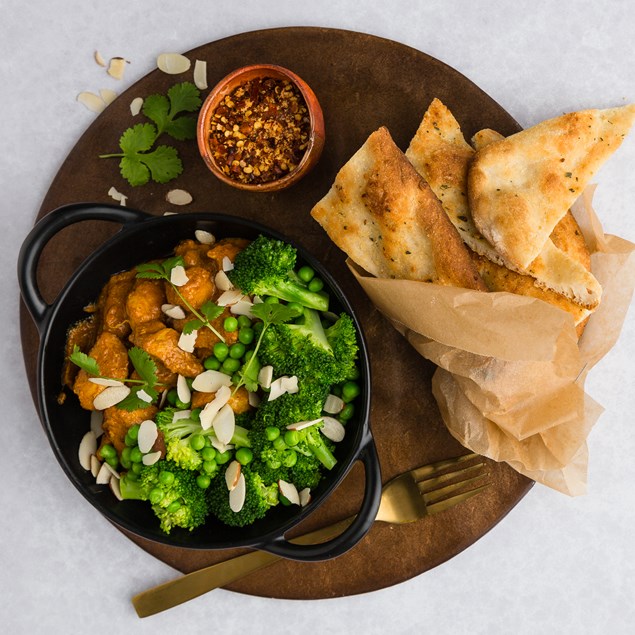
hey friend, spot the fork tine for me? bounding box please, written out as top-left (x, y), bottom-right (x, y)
top-left (425, 483), bottom-right (490, 515)
top-left (409, 452), bottom-right (480, 481)
top-left (419, 472), bottom-right (488, 504)
top-left (415, 462), bottom-right (487, 491)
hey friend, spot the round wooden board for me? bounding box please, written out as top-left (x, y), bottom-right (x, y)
top-left (20, 27), bottom-right (532, 599)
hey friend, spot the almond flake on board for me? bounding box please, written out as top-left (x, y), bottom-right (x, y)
top-left (193, 59), bottom-right (208, 90)
top-left (77, 91), bottom-right (107, 114)
top-left (94, 50), bottom-right (107, 67)
top-left (157, 53), bottom-right (191, 74)
top-left (166, 189), bottom-right (193, 206)
top-left (99, 88), bottom-right (117, 105)
top-left (107, 56), bottom-right (128, 80)
top-left (130, 97), bottom-right (144, 116)
top-left (107, 186), bottom-right (127, 206)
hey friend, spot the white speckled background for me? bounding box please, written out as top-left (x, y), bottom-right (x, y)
top-left (2, 2), bottom-right (634, 633)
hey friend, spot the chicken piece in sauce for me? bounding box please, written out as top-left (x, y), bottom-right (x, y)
top-left (96, 269), bottom-right (136, 338)
top-left (126, 278), bottom-right (166, 329)
top-left (165, 265), bottom-right (216, 310)
top-left (72, 332), bottom-right (129, 410)
top-left (102, 404), bottom-right (159, 453)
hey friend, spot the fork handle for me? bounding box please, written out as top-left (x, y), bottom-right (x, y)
top-left (132, 517), bottom-right (355, 617)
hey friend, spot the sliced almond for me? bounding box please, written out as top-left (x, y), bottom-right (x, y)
top-left (90, 410), bottom-right (104, 438)
top-left (247, 391), bottom-right (261, 408)
top-left (258, 365), bottom-right (273, 390)
top-left (78, 431), bottom-right (97, 470)
top-left (225, 460), bottom-right (242, 491)
top-left (193, 59), bottom-right (208, 90)
top-left (93, 385), bottom-right (130, 410)
top-left (217, 289), bottom-right (244, 306)
top-left (173, 409), bottom-right (192, 422)
top-left (94, 50), bottom-right (106, 67)
top-left (88, 377), bottom-right (125, 387)
top-left (221, 256), bottom-right (234, 272)
top-left (178, 329), bottom-right (197, 353)
top-left (157, 52), bottom-right (191, 74)
top-left (176, 374), bottom-right (191, 405)
top-left (103, 462), bottom-right (120, 480)
top-left (192, 370), bottom-right (233, 393)
top-left (229, 473), bottom-right (246, 512)
top-left (299, 487), bottom-right (312, 507)
top-left (212, 403), bottom-right (235, 445)
top-left (268, 376), bottom-right (297, 402)
top-left (214, 270), bottom-right (233, 291)
top-left (210, 438), bottom-right (233, 453)
top-left (107, 56), bottom-right (128, 80)
top-left (95, 462), bottom-right (112, 485)
top-left (90, 454), bottom-right (100, 478)
top-left (323, 394), bottom-right (345, 414)
top-left (170, 264), bottom-right (189, 286)
top-left (137, 419), bottom-right (158, 453)
top-left (281, 376), bottom-right (299, 395)
top-left (320, 416), bottom-right (346, 443)
top-left (130, 96), bottom-right (144, 116)
top-left (142, 450), bottom-right (162, 466)
top-left (136, 389), bottom-right (153, 404)
top-left (99, 88), bottom-right (117, 105)
top-left (230, 299), bottom-right (254, 317)
top-left (107, 186), bottom-right (127, 206)
top-left (286, 418), bottom-right (322, 431)
top-left (199, 384), bottom-right (232, 430)
top-left (110, 477), bottom-right (123, 501)
top-left (161, 303), bottom-right (186, 320)
top-left (166, 189), bottom-right (193, 206)
top-left (195, 229), bottom-right (215, 245)
top-left (278, 480), bottom-right (300, 506)
top-left (77, 91), bottom-right (106, 113)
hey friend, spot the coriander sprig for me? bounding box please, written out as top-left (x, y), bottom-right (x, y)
top-left (135, 257), bottom-right (227, 343)
top-left (99, 82), bottom-right (202, 187)
top-left (232, 302), bottom-right (297, 394)
top-left (69, 345), bottom-right (162, 411)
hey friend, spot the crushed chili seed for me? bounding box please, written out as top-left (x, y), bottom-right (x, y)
top-left (209, 77), bottom-right (311, 185)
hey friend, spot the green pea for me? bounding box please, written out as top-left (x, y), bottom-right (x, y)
top-left (127, 424), bottom-right (140, 443)
top-left (222, 357), bottom-right (241, 373)
top-left (188, 434), bottom-right (204, 451)
top-left (238, 327), bottom-right (255, 345)
top-left (339, 403), bottom-right (355, 421)
top-left (149, 488), bottom-right (164, 505)
top-left (284, 430), bottom-right (300, 446)
top-left (223, 316), bottom-right (238, 332)
top-left (235, 447), bottom-right (254, 465)
top-left (202, 459), bottom-right (218, 474)
top-left (265, 426), bottom-right (280, 441)
top-left (130, 447), bottom-right (143, 463)
top-left (124, 432), bottom-right (136, 448)
top-left (175, 397), bottom-right (190, 409)
top-left (264, 296), bottom-right (280, 304)
top-left (297, 265), bottom-right (315, 283)
top-left (282, 449), bottom-right (298, 467)
top-left (204, 356), bottom-right (221, 371)
top-left (215, 450), bottom-right (232, 465)
top-left (131, 462), bottom-right (143, 475)
top-left (213, 342), bottom-right (229, 361)
top-left (120, 455), bottom-right (132, 470)
top-left (346, 366), bottom-right (361, 381)
top-left (167, 500), bottom-right (181, 513)
top-left (237, 315), bottom-right (252, 329)
top-left (190, 408), bottom-right (202, 423)
top-left (196, 474), bottom-right (211, 489)
top-left (341, 381), bottom-right (361, 402)
top-left (166, 388), bottom-right (178, 406)
top-left (124, 470), bottom-right (139, 482)
top-left (229, 342), bottom-right (246, 359)
top-left (105, 455), bottom-right (119, 469)
top-left (273, 436), bottom-right (287, 451)
top-left (202, 446), bottom-right (216, 461)
top-left (100, 444), bottom-right (116, 460)
top-left (286, 302), bottom-right (304, 317)
top-left (159, 470), bottom-right (175, 486)
top-left (308, 277), bottom-right (324, 292)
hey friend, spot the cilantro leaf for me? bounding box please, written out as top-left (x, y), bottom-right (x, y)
top-left (142, 94), bottom-right (171, 132)
top-left (68, 345), bottom-right (101, 376)
top-left (182, 319), bottom-right (203, 335)
top-left (136, 256), bottom-right (184, 280)
top-left (140, 145), bottom-right (183, 183)
top-left (164, 116), bottom-right (197, 141)
top-left (116, 388), bottom-right (152, 412)
top-left (167, 82), bottom-right (202, 114)
top-left (238, 355), bottom-right (260, 393)
top-left (120, 155), bottom-right (151, 187)
top-left (251, 302), bottom-right (297, 326)
top-left (200, 301), bottom-right (224, 323)
top-left (119, 123), bottom-right (156, 154)
top-left (128, 347), bottom-right (158, 386)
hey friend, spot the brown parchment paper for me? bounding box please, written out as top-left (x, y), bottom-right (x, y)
top-left (348, 186), bottom-right (635, 496)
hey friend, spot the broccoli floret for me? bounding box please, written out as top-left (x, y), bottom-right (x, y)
top-left (156, 408), bottom-right (251, 471)
top-left (207, 464), bottom-right (280, 527)
top-left (227, 235), bottom-right (329, 311)
top-left (259, 308), bottom-right (359, 386)
top-left (119, 460), bottom-right (209, 534)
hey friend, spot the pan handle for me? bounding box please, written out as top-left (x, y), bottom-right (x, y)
top-left (17, 203), bottom-right (149, 332)
top-left (260, 432), bottom-right (382, 562)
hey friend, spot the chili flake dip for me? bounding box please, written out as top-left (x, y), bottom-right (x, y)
top-left (208, 77), bottom-right (311, 185)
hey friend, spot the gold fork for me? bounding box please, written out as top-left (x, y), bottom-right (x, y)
top-left (133, 452), bottom-right (489, 617)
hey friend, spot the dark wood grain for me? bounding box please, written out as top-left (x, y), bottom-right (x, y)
top-left (19, 27), bottom-right (532, 599)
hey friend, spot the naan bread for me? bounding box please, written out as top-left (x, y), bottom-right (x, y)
top-left (468, 104), bottom-right (635, 269)
top-left (405, 98), bottom-right (596, 325)
top-left (310, 126), bottom-right (485, 290)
